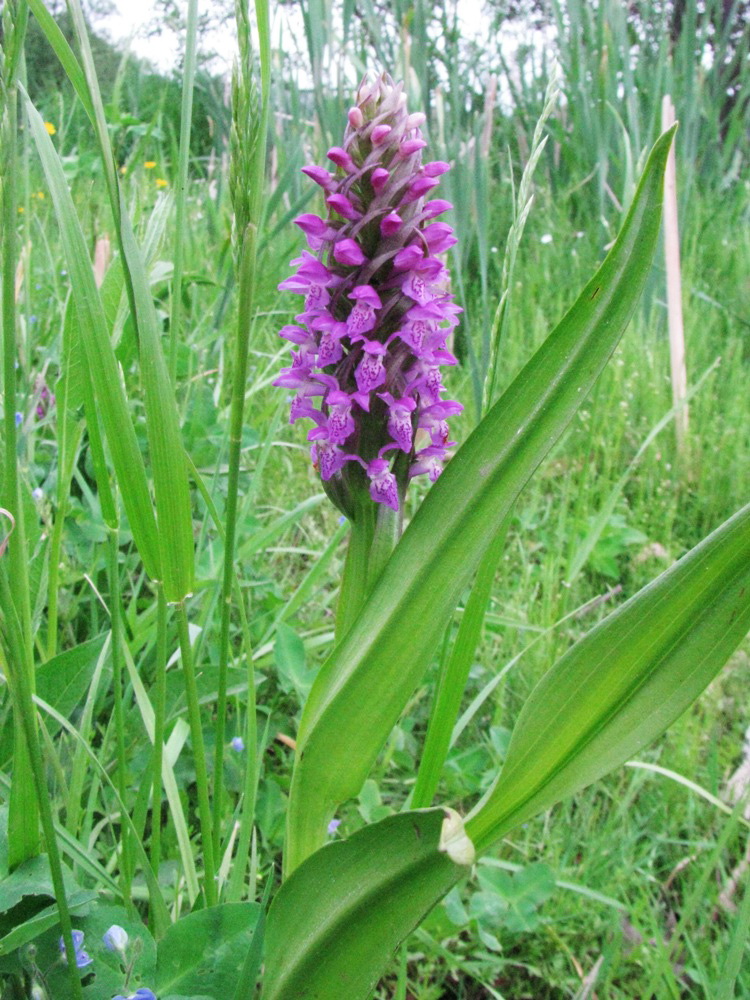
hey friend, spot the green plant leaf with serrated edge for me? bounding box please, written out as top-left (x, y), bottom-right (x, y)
top-left (284, 125), bottom-right (677, 875)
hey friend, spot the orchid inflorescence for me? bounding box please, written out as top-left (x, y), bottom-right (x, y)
top-left (274, 73), bottom-right (462, 517)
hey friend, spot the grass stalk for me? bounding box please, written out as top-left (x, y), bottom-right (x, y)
top-left (108, 528), bottom-right (132, 903)
top-left (212, 222), bottom-right (259, 857)
top-left (213, 0), bottom-right (270, 858)
top-left (2, 0), bottom-right (38, 868)
top-left (168, 0), bottom-right (199, 382)
top-left (0, 567), bottom-right (84, 1000)
top-left (150, 585), bottom-right (168, 887)
top-left (225, 609), bottom-right (260, 903)
top-left (176, 600), bottom-right (217, 906)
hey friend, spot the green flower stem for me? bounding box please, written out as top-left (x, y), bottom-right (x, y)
top-left (336, 496), bottom-right (400, 647)
top-left (168, 0), bottom-right (199, 383)
top-left (150, 585), bottom-right (168, 889)
top-left (335, 509), bottom-right (374, 646)
top-left (368, 502), bottom-right (400, 589)
top-left (0, 568), bottom-right (84, 1000)
top-left (176, 600), bottom-right (217, 906)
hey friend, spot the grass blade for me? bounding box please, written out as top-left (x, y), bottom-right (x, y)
top-left (467, 502), bottom-right (750, 850)
top-left (23, 89), bottom-right (161, 580)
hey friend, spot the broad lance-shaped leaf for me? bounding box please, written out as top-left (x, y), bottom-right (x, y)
top-left (262, 808), bottom-right (474, 1000)
top-left (264, 504), bottom-right (750, 1000)
top-left (23, 91), bottom-right (161, 581)
top-left (284, 126), bottom-right (677, 874)
top-left (466, 501), bottom-right (750, 850)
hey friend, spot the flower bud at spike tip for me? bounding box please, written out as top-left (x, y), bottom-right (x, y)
top-left (274, 73), bottom-right (462, 520)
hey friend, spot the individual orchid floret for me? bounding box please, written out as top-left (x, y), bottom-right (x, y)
top-left (378, 392), bottom-right (417, 452)
top-left (326, 192), bottom-right (361, 221)
top-left (370, 167), bottom-right (389, 193)
top-left (301, 164), bottom-right (334, 190)
top-left (327, 146), bottom-right (356, 172)
top-left (333, 239), bottom-right (367, 267)
top-left (410, 443), bottom-right (453, 482)
top-left (355, 340), bottom-right (388, 394)
top-left (274, 73), bottom-right (462, 518)
top-left (346, 286), bottom-right (382, 338)
top-left (294, 214), bottom-right (332, 250)
top-left (366, 457), bottom-right (400, 511)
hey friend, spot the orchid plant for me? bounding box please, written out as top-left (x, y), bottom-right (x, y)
top-left (1, 1), bottom-right (749, 999)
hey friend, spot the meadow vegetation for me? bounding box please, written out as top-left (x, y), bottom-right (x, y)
top-left (1, 0), bottom-right (749, 997)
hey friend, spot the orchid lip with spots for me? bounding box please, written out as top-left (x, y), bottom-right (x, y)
top-left (274, 73), bottom-right (462, 518)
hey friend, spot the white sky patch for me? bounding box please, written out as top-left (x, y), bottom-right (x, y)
top-left (95, 0), bottom-right (546, 79)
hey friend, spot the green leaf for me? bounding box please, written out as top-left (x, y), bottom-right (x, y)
top-left (0, 889), bottom-right (95, 959)
top-left (22, 90), bottom-right (161, 581)
top-left (36, 636), bottom-right (107, 734)
top-left (2, 902), bottom-right (157, 998)
top-left (117, 194), bottom-right (195, 602)
top-left (284, 126), bottom-right (677, 873)
top-left (0, 636), bottom-right (107, 767)
top-left (0, 854), bottom-right (94, 964)
top-left (262, 809), bottom-right (473, 1000)
top-left (26, 0), bottom-right (95, 123)
top-left (471, 862), bottom-right (555, 933)
top-left (154, 904), bottom-right (262, 1000)
top-left (466, 501), bottom-right (750, 851)
top-left (273, 624), bottom-right (315, 702)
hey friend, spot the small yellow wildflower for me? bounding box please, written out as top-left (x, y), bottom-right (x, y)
top-left (36, 191), bottom-right (45, 200)
top-left (144, 160), bottom-right (157, 169)
top-left (44, 122), bottom-right (56, 135)
top-left (119, 165), bottom-right (127, 175)
top-left (17, 205), bottom-right (24, 214)
top-left (155, 177), bottom-right (168, 189)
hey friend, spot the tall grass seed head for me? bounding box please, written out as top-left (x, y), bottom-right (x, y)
top-left (274, 73), bottom-right (462, 518)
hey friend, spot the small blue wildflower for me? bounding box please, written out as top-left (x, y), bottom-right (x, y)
top-left (102, 924), bottom-right (129, 954)
top-left (14, 412), bottom-right (22, 427)
top-left (327, 818), bottom-right (341, 836)
top-left (59, 929), bottom-right (93, 968)
top-left (32, 487), bottom-right (44, 501)
top-left (113, 991), bottom-right (157, 1000)
top-left (230, 736), bottom-right (245, 752)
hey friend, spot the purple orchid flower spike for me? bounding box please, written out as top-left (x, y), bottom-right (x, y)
top-left (274, 73), bottom-right (462, 519)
